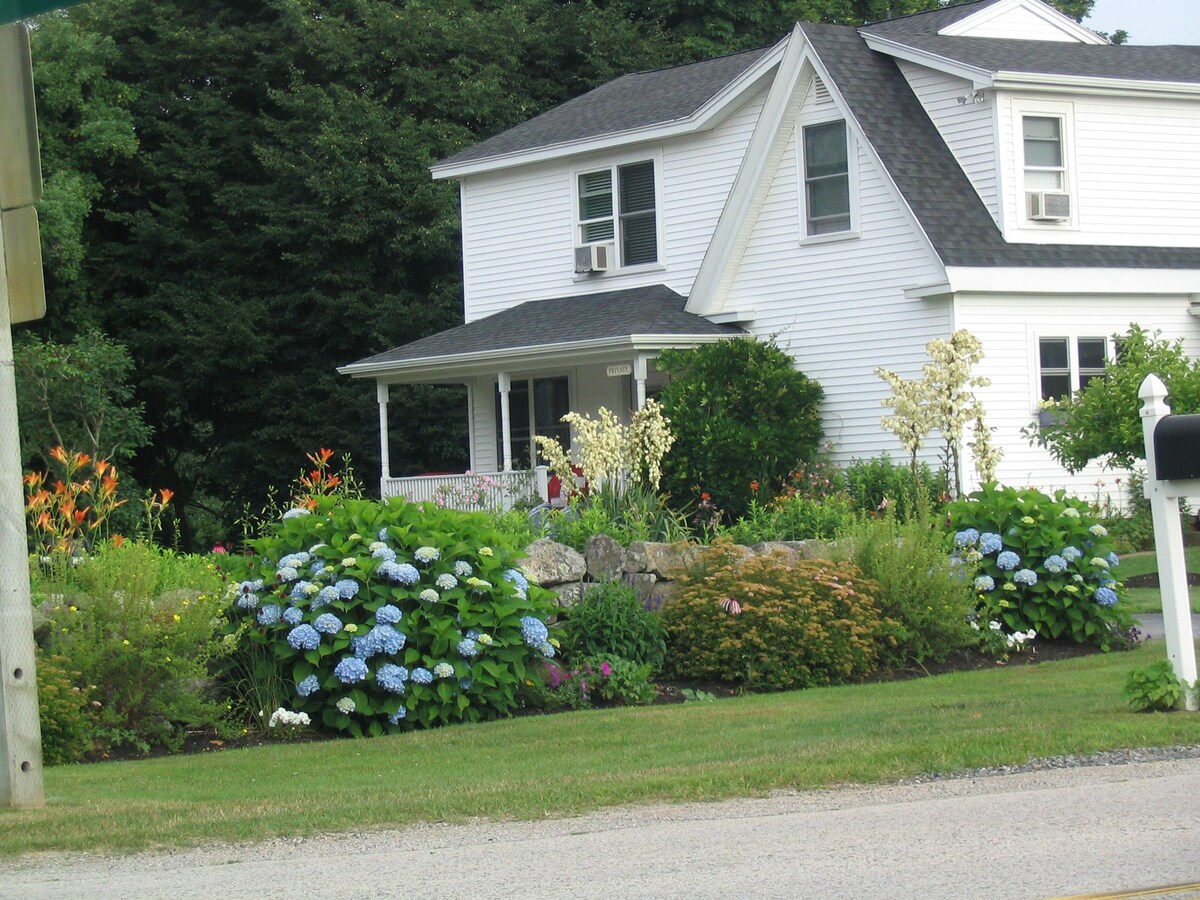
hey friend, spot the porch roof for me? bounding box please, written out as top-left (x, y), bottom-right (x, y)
top-left (338, 285), bottom-right (746, 382)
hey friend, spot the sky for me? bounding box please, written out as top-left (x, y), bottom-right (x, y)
top-left (1083, 0), bottom-right (1200, 45)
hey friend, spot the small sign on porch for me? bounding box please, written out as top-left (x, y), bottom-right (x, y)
top-left (606, 363), bottom-right (632, 377)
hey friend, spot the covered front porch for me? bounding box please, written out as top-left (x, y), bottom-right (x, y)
top-left (338, 285), bottom-right (745, 510)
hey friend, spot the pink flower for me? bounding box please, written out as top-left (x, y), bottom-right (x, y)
top-left (719, 597), bottom-right (742, 615)
top-left (600, 662), bottom-right (612, 676)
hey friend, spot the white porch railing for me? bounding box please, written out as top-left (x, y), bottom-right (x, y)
top-left (381, 467), bottom-right (550, 513)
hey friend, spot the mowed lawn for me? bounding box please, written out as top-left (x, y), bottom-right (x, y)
top-left (1, 640), bottom-right (1197, 857)
top-left (1120, 546), bottom-right (1200, 615)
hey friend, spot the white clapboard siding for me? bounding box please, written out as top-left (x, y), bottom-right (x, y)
top-left (458, 90), bottom-right (765, 321)
top-left (997, 92), bottom-right (1200, 246)
top-left (897, 60), bottom-right (999, 223)
top-left (955, 293), bottom-right (1200, 500)
top-left (725, 101), bottom-right (951, 467)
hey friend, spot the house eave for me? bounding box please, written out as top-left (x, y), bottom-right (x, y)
top-left (860, 33), bottom-right (995, 89)
top-left (943, 266), bottom-right (1200, 295)
top-left (991, 72), bottom-right (1200, 99)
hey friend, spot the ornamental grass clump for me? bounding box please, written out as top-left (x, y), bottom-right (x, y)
top-left (946, 483), bottom-right (1132, 648)
top-left (222, 496), bottom-right (556, 736)
top-left (662, 544), bottom-right (888, 691)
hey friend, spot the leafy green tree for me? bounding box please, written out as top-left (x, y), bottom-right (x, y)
top-left (657, 337), bottom-right (824, 521)
top-left (1033, 325), bottom-right (1200, 472)
top-left (14, 328), bottom-right (152, 468)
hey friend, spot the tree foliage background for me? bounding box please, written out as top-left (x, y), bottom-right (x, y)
top-left (22, 0), bottom-right (1096, 547)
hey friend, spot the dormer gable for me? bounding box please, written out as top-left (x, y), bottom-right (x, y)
top-left (860, 0), bottom-right (1105, 45)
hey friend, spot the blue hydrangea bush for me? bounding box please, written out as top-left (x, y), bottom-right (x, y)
top-left (222, 497), bottom-right (555, 735)
top-left (946, 483), bottom-right (1131, 648)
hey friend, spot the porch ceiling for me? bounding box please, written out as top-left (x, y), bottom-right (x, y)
top-left (338, 285), bottom-right (746, 383)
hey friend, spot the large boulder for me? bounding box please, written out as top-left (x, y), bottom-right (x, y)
top-left (584, 533), bottom-right (625, 582)
top-left (521, 538), bottom-right (586, 586)
top-left (624, 541), bottom-right (703, 580)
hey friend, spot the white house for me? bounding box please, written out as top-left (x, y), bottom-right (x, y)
top-left (339, 0), bottom-right (1200, 508)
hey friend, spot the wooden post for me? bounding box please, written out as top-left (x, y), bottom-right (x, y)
top-left (497, 372), bottom-right (513, 473)
top-left (376, 381), bottom-right (390, 495)
top-left (1138, 374), bottom-right (1199, 711)
top-left (0, 210), bottom-right (45, 807)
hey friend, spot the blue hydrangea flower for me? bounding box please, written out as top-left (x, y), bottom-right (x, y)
top-left (973, 576), bottom-right (995, 592)
top-left (1061, 546), bottom-right (1083, 562)
top-left (419, 589), bottom-right (439, 604)
top-left (282, 508), bottom-right (311, 520)
top-left (377, 527), bottom-right (390, 542)
top-left (376, 663), bottom-right (408, 694)
top-left (410, 667), bottom-right (433, 685)
top-left (540, 642), bottom-right (555, 658)
top-left (1107, 552), bottom-right (1120, 568)
top-left (296, 674), bottom-right (320, 697)
top-left (241, 578), bottom-right (265, 593)
top-left (275, 566), bottom-right (299, 583)
top-left (257, 604), bottom-right (281, 625)
top-left (1089, 524), bottom-right (1108, 537)
top-left (953, 529), bottom-right (980, 548)
top-left (435, 573), bottom-right (458, 591)
top-left (414, 546), bottom-right (440, 564)
top-left (378, 561), bottom-right (420, 585)
top-left (371, 543), bottom-right (397, 563)
top-left (996, 551), bottom-right (1021, 571)
top-left (236, 590), bottom-right (259, 610)
top-left (1094, 586), bottom-right (1118, 607)
top-left (979, 533), bottom-right (1003, 555)
top-left (334, 657), bottom-right (369, 684)
top-left (310, 559), bottom-right (332, 580)
top-left (353, 624), bottom-right (405, 659)
top-left (279, 551), bottom-right (312, 569)
top-left (457, 637), bottom-right (479, 658)
top-left (335, 578), bottom-right (359, 599)
top-left (313, 612), bottom-right (343, 635)
top-left (433, 662), bottom-right (455, 679)
top-left (314, 585), bottom-right (340, 608)
top-left (459, 678), bottom-right (473, 691)
top-left (520, 616), bottom-right (549, 647)
top-left (1044, 555), bottom-right (1068, 574)
top-left (283, 606), bottom-right (304, 626)
top-left (290, 580), bottom-right (316, 602)
top-left (454, 561), bottom-right (473, 578)
top-left (1013, 568), bottom-right (1038, 586)
top-left (502, 569), bottom-right (530, 593)
top-left (375, 604), bottom-right (402, 625)
top-left (286, 624), bottom-right (321, 651)
top-left (388, 707), bottom-right (407, 725)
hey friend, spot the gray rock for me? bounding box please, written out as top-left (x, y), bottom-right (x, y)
top-left (584, 533), bottom-right (625, 582)
top-left (627, 541), bottom-right (703, 580)
top-left (521, 538), bottom-right (586, 586)
top-left (551, 582), bottom-right (587, 610)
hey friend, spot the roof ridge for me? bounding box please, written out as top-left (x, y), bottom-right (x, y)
top-left (605, 44), bottom-right (777, 84)
top-left (859, 0), bottom-right (1001, 30)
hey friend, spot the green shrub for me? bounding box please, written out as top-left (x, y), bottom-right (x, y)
top-left (843, 455), bottom-right (947, 519)
top-left (721, 494), bottom-right (857, 545)
top-left (662, 545), bottom-right (886, 690)
top-left (561, 579), bottom-right (667, 672)
top-left (1124, 660), bottom-right (1184, 712)
top-left (34, 542), bottom-right (229, 753)
top-left (546, 486), bottom-right (692, 552)
top-left (657, 337), bottom-right (824, 522)
top-left (35, 651), bottom-right (98, 765)
top-left (946, 483), bottom-right (1132, 648)
top-left (522, 655), bottom-right (655, 710)
top-left (832, 513), bottom-right (976, 668)
top-left (221, 496), bottom-right (557, 735)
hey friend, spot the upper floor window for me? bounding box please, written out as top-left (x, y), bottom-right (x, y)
top-left (577, 160), bottom-right (657, 267)
top-left (803, 120), bottom-right (851, 236)
top-left (1039, 336), bottom-right (1107, 401)
top-left (1021, 113), bottom-right (1072, 222)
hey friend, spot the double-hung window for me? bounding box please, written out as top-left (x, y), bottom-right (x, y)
top-left (577, 160), bottom-right (658, 267)
top-left (1023, 116), bottom-right (1065, 192)
top-left (803, 120), bottom-right (851, 236)
top-left (1038, 336), bottom-right (1107, 402)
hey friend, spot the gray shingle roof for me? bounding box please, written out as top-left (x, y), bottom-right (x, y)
top-left (882, 35), bottom-right (1200, 82)
top-left (344, 285), bottom-right (743, 370)
top-left (859, 0), bottom-right (1004, 38)
top-left (436, 47), bottom-right (772, 170)
top-left (801, 21), bottom-right (1200, 269)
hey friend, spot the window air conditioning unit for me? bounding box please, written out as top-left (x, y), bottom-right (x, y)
top-left (574, 242), bottom-right (613, 273)
top-left (1027, 191), bottom-right (1071, 221)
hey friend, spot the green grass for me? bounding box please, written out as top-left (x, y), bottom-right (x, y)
top-left (2, 641), bottom-right (1198, 858)
top-left (1119, 547), bottom-right (1200, 615)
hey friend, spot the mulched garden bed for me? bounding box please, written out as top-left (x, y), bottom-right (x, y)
top-left (1123, 572), bottom-right (1200, 588)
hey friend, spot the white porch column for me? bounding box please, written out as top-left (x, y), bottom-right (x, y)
top-left (497, 372), bottom-right (513, 472)
top-left (633, 354), bottom-right (648, 410)
top-left (376, 382), bottom-right (391, 493)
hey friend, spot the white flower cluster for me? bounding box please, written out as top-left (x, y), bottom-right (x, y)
top-left (266, 707), bottom-right (311, 739)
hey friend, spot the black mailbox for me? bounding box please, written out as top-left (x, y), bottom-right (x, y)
top-left (1154, 414), bottom-right (1200, 481)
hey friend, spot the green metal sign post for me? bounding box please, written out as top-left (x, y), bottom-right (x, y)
top-left (0, 1), bottom-right (87, 24)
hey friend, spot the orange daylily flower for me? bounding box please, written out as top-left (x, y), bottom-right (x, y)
top-left (159, 488), bottom-right (174, 506)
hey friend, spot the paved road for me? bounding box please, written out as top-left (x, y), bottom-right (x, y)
top-left (4, 757), bottom-right (1200, 899)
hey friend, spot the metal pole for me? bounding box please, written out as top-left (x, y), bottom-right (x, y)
top-left (1138, 373), bottom-right (1199, 711)
top-left (0, 209), bottom-right (44, 807)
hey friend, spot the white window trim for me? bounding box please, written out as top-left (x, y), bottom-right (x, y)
top-left (1031, 332), bottom-right (1111, 411)
top-left (571, 150), bottom-right (665, 274)
top-left (1012, 99), bottom-right (1078, 231)
top-left (797, 117), bottom-right (860, 244)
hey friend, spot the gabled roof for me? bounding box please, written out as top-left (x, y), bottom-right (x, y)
top-left (339, 285), bottom-right (744, 378)
top-left (433, 47), bottom-right (774, 176)
top-left (870, 35), bottom-right (1200, 83)
top-left (858, 0), bottom-right (1004, 38)
top-left (800, 22), bottom-right (1200, 270)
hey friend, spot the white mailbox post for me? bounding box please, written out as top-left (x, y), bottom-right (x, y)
top-left (1138, 374), bottom-right (1199, 711)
